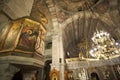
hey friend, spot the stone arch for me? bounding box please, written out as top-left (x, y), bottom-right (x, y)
top-left (61, 11), bottom-right (115, 30)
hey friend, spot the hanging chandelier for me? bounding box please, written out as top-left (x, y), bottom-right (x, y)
top-left (89, 30), bottom-right (120, 59)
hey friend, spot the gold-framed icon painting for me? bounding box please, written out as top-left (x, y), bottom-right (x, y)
top-left (0, 18), bottom-right (46, 55)
top-left (50, 69), bottom-right (59, 80)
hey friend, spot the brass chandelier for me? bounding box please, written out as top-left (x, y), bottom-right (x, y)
top-left (89, 30), bottom-right (120, 59)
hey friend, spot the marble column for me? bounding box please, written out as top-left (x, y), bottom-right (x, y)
top-left (46, 0), bottom-right (61, 70)
top-left (51, 26), bottom-right (65, 80)
top-left (59, 30), bottom-right (65, 80)
top-left (46, 0), bottom-right (65, 80)
top-left (51, 35), bottom-right (61, 70)
top-left (51, 32), bottom-right (65, 80)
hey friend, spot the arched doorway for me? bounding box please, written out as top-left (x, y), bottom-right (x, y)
top-left (91, 72), bottom-right (99, 80)
top-left (12, 71), bottom-right (23, 80)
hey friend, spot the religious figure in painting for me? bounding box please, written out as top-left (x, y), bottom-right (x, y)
top-left (18, 26), bottom-right (39, 51)
top-left (35, 30), bottom-right (45, 55)
top-left (52, 73), bottom-right (58, 80)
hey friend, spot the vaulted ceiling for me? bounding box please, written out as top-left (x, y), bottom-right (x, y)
top-left (50, 0), bottom-right (120, 58)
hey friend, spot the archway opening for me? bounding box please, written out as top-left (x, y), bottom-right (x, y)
top-left (91, 72), bottom-right (99, 80)
top-left (12, 71), bottom-right (23, 80)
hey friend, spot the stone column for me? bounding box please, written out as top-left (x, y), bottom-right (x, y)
top-left (51, 34), bottom-right (61, 70)
top-left (0, 63), bottom-right (20, 80)
top-left (46, 0), bottom-right (65, 80)
top-left (59, 27), bottom-right (65, 80)
top-left (23, 71), bottom-right (36, 80)
top-left (50, 18), bottom-right (65, 80)
top-left (46, 0), bottom-right (58, 70)
top-left (51, 27), bottom-right (65, 80)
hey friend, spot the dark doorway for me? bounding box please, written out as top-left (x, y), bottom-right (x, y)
top-left (44, 60), bottom-right (52, 80)
top-left (12, 71), bottom-right (23, 80)
top-left (91, 72), bottom-right (99, 80)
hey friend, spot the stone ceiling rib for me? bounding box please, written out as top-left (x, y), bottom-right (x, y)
top-left (87, 16), bottom-right (93, 40)
top-left (78, 18), bottom-right (84, 40)
top-left (71, 21), bottom-right (76, 45)
top-left (74, 18), bottom-right (79, 42)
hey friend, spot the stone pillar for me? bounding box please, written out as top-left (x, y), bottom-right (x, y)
top-left (51, 25), bottom-right (65, 80)
top-left (59, 28), bottom-right (65, 80)
top-left (46, 0), bottom-right (65, 80)
top-left (23, 71), bottom-right (36, 80)
top-left (46, 0), bottom-right (61, 70)
top-left (51, 33), bottom-right (65, 80)
top-left (51, 35), bottom-right (61, 70)
top-left (0, 63), bottom-right (20, 80)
